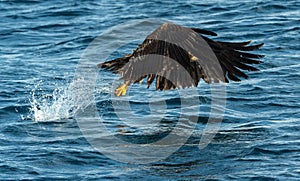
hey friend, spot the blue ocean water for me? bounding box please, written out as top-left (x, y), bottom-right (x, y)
top-left (1, 0), bottom-right (300, 180)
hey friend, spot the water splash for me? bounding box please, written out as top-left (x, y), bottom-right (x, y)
top-left (29, 80), bottom-right (76, 122)
top-left (27, 73), bottom-right (114, 122)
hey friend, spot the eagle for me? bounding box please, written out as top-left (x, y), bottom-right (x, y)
top-left (98, 23), bottom-right (264, 96)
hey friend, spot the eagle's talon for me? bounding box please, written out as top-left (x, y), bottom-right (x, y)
top-left (115, 84), bottom-right (128, 96)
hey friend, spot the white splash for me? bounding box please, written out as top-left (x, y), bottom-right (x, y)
top-left (27, 73), bottom-right (130, 122)
top-left (29, 81), bottom-right (75, 122)
top-left (29, 78), bottom-right (100, 122)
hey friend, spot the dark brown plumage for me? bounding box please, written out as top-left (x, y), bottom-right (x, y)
top-left (98, 23), bottom-right (263, 93)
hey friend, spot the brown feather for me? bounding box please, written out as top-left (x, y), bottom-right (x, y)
top-left (98, 23), bottom-right (264, 92)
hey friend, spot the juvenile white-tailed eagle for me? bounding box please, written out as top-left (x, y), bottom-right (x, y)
top-left (98, 23), bottom-right (264, 96)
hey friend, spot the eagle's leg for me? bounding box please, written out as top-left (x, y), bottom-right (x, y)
top-left (115, 83), bottom-right (128, 96)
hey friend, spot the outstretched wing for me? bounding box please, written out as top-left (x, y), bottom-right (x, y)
top-left (98, 23), bottom-right (263, 90)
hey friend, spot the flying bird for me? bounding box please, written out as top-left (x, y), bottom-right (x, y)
top-left (98, 23), bottom-right (264, 96)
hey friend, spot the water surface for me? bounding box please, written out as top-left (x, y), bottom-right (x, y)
top-left (0, 0), bottom-right (299, 180)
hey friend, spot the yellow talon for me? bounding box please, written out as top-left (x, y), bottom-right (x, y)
top-left (115, 84), bottom-right (128, 96)
top-left (190, 55), bottom-right (198, 62)
top-left (188, 51), bottom-right (199, 62)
